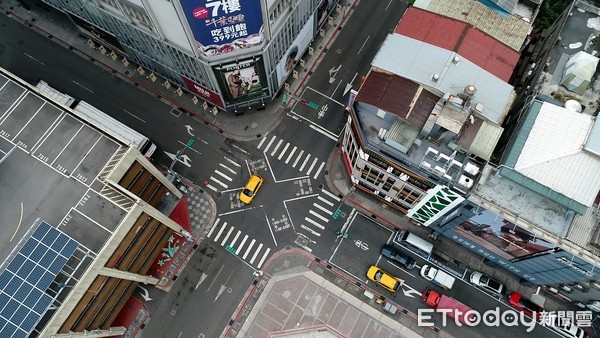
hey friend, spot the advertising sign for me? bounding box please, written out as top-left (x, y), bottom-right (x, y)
top-left (182, 77), bottom-right (225, 108)
top-left (213, 57), bottom-right (269, 106)
top-left (180, 0), bottom-right (265, 57)
top-left (275, 14), bottom-right (315, 87)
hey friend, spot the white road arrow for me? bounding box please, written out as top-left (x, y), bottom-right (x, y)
top-left (329, 64), bottom-right (341, 83)
top-left (164, 151), bottom-right (192, 168)
top-left (215, 284), bottom-right (226, 302)
top-left (185, 125), bottom-right (194, 136)
top-left (195, 272), bottom-right (208, 290)
top-left (401, 284), bottom-right (422, 298)
top-left (138, 286), bottom-right (152, 301)
top-left (344, 72), bottom-right (358, 96)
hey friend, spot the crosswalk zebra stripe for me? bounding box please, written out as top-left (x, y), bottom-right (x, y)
top-left (285, 146), bottom-right (297, 164)
top-left (292, 150), bottom-right (304, 168)
top-left (304, 217), bottom-right (325, 230)
top-left (219, 162), bottom-right (237, 174)
top-left (230, 230), bottom-right (242, 247)
top-left (249, 243), bottom-right (263, 264)
top-left (210, 176), bottom-right (228, 188)
top-left (214, 170), bottom-right (233, 182)
top-left (224, 156), bottom-right (241, 167)
top-left (271, 139), bottom-right (283, 156)
top-left (207, 218), bottom-right (220, 238)
top-left (257, 248), bottom-right (271, 269)
top-left (257, 135), bottom-right (268, 149)
top-left (317, 195), bottom-right (334, 206)
top-left (306, 157), bottom-right (319, 176)
top-left (206, 184), bottom-right (218, 192)
top-left (221, 226), bottom-right (234, 246)
top-left (309, 209), bottom-right (329, 223)
top-left (242, 239), bottom-right (256, 259)
top-left (321, 189), bottom-right (341, 201)
top-left (213, 222), bottom-right (227, 242)
top-left (236, 235), bottom-right (249, 255)
top-left (278, 143), bottom-right (290, 160)
top-left (313, 162), bottom-right (326, 179)
top-left (299, 154), bottom-right (311, 171)
top-left (263, 135), bottom-right (277, 154)
top-left (301, 224), bottom-right (321, 236)
top-left (313, 203), bottom-right (334, 215)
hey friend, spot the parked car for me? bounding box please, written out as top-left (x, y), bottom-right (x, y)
top-left (239, 174), bottom-right (264, 204)
top-left (508, 292), bottom-right (543, 319)
top-left (380, 244), bottom-right (416, 270)
top-left (469, 271), bottom-right (506, 295)
top-left (548, 315), bottom-right (588, 338)
top-left (366, 266), bottom-right (403, 293)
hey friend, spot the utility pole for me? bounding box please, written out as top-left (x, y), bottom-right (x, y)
top-left (167, 139), bottom-right (194, 191)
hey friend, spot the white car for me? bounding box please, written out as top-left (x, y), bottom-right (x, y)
top-left (469, 271), bottom-right (506, 295)
top-left (548, 315), bottom-right (588, 338)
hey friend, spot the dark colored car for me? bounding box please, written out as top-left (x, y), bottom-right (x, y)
top-left (381, 244), bottom-right (416, 270)
top-left (508, 292), bottom-right (543, 319)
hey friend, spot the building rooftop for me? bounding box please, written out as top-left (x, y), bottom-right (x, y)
top-left (395, 7), bottom-right (520, 82)
top-left (372, 33), bottom-right (515, 125)
top-left (413, 0), bottom-right (533, 51)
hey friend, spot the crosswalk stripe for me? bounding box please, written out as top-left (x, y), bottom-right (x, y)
top-left (305, 217), bottom-right (325, 230)
top-left (207, 218), bottom-right (220, 238)
top-left (213, 222), bottom-right (227, 242)
top-left (278, 143), bottom-right (290, 160)
top-left (313, 203), bottom-right (333, 215)
top-left (230, 230), bottom-right (241, 247)
top-left (271, 139), bottom-right (283, 156)
top-left (249, 243), bottom-right (263, 264)
top-left (263, 135), bottom-right (277, 154)
top-left (257, 135), bottom-right (267, 149)
top-left (306, 157), bottom-right (318, 176)
top-left (210, 176), bottom-right (228, 188)
top-left (242, 239), bottom-right (256, 259)
top-left (257, 248), bottom-right (271, 269)
top-left (299, 154), bottom-right (311, 171)
top-left (214, 170), bottom-right (233, 182)
top-left (309, 210), bottom-right (329, 223)
top-left (221, 226), bottom-right (234, 246)
top-left (285, 146), bottom-right (297, 164)
top-left (206, 184), bottom-right (218, 192)
top-left (301, 224), bottom-right (321, 237)
top-left (236, 235), bottom-right (249, 255)
top-left (322, 189), bottom-right (341, 201)
top-left (318, 195), bottom-right (334, 206)
top-left (292, 150), bottom-right (304, 168)
top-left (219, 162), bottom-right (237, 174)
top-left (314, 162), bottom-right (326, 179)
top-left (224, 156), bottom-right (241, 167)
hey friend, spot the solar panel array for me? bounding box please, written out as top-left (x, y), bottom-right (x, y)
top-left (0, 221), bottom-right (78, 338)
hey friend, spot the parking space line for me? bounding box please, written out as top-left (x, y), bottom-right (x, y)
top-left (249, 243), bottom-right (263, 264)
top-left (213, 222), bottom-right (227, 242)
top-left (271, 139), bottom-right (283, 156)
top-left (306, 157), bottom-right (318, 176)
top-left (322, 189), bottom-right (341, 201)
top-left (219, 162), bottom-right (237, 174)
top-left (207, 218), bottom-right (220, 238)
top-left (285, 146), bottom-right (297, 164)
top-left (257, 248), bottom-right (271, 269)
top-left (317, 196), bottom-right (334, 207)
top-left (304, 217), bottom-right (325, 230)
top-left (309, 210), bottom-right (329, 223)
top-left (292, 150), bottom-right (304, 168)
top-left (230, 230), bottom-right (241, 247)
top-left (314, 162), bottom-right (326, 179)
top-left (221, 226), bottom-right (234, 246)
top-left (236, 235), bottom-right (249, 255)
top-left (242, 239), bottom-right (256, 259)
top-left (313, 203), bottom-right (333, 215)
top-left (210, 176), bottom-right (228, 188)
top-left (263, 135), bottom-right (276, 154)
top-left (278, 143), bottom-right (290, 160)
top-left (214, 170), bottom-right (233, 182)
top-left (299, 154), bottom-right (311, 171)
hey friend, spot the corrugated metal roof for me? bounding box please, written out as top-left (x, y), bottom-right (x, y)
top-left (585, 120), bottom-right (600, 156)
top-left (414, 0), bottom-right (531, 51)
top-left (395, 7), bottom-right (520, 82)
top-left (513, 102), bottom-right (600, 208)
top-left (468, 120), bottom-right (504, 160)
top-left (372, 34), bottom-right (514, 125)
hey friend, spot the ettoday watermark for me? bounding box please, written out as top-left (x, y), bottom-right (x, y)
top-left (418, 308), bottom-right (592, 332)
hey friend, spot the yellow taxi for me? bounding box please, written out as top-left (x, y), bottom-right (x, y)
top-left (239, 174), bottom-right (264, 204)
top-left (367, 265), bottom-right (403, 293)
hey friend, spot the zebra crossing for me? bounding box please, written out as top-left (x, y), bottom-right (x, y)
top-left (206, 218), bottom-right (271, 269)
top-left (205, 156), bottom-right (241, 192)
top-left (257, 135), bottom-right (326, 180)
top-left (300, 189), bottom-right (341, 238)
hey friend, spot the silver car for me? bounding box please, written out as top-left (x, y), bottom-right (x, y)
top-left (469, 271), bottom-right (506, 295)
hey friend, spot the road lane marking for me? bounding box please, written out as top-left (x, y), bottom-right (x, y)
top-left (358, 35), bottom-right (371, 55)
top-left (322, 189), bottom-right (341, 201)
top-left (278, 143), bottom-right (290, 160)
top-left (285, 146), bottom-right (297, 164)
top-left (299, 154), bottom-right (311, 171)
top-left (206, 184), bottom-right (217, 192)
top-left (219, 162), bottom-right (237, 174)
top-left (304, 217), bottom-right (325, 230)
top-left (263, 135), bottom-right (276, 154)
top-left (257, 135), bottom-right (268, 149)
top-left (242, 239), bottom-right (256, 259)
top-left (224, 156), bottom-right (241, 167)
top-left (317, 195), bottom-right (334, 206)
top-left (249, 243), bottom-right (263, 264)
top-left (313, 203), bottom-right (333, 215)
top-left (292, 150), bottom-right (304, 168)
top-left (301, 224), bottom-right (321, 236)
top-left (236, 235), bottom-right (249, 255)
top-left (207, 218), bottom-right (220, 238)
top-left (314, 162), bottom-right (326, 179)
top-left (210, 176), bottom-right (228, 188)
top-left (257, 248), bottom-right (271, 269)
top-left (123, 109), bottom-right (146, 123)
top-left (221, 226), bottom-right (234, 246)
top-left (230, 230), bottom-right (241, 247)
top-left (213, 222), bottom-right (227, 242)
top-left (214, 170), bottom-right (233, 181)
top-left (271, 139), bottom-right (283, 156)
top-left (306, 157), bottom-right (318, 176)
top-left (309, 210), bottom-right (329, 223)
top-left (309, 124), bottom-right (337, 141)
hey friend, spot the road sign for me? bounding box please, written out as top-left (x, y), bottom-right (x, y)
top-left (186, 139), bottom-right (195, 148)
top-left (333, 208), bottom-right (342, 220)
top-left (225, 245), bottom-right (236, 254)
top-left (308, 102), bottom-right (319, 109)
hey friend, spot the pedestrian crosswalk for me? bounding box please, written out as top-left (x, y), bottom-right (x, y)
top-left (206, 156), bottom-right (241, 192)
top-left (300, 189), bottom-right (341, 239)
top-left (207, 218), bottom-right (271, 269)
top-left (257, 135), bottom-right (326, 179)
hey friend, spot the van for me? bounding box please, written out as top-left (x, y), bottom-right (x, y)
top-left (393, 230), bottom-right (433, 257)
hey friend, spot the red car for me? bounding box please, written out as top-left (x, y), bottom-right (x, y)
top-left (508, 292), bottom-right (543, 319)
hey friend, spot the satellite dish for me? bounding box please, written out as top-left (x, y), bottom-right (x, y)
top-left (564, 99), bottom-right (582, 113)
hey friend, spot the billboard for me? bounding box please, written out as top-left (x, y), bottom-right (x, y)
top-left (275, 14), bottom-right (315, 87)
top-left (182, 77), bottom-right (225, 108)
top-left (213, 57), bottom-right (269, 106)
top-left (180, 0), bottom-right (265, 57)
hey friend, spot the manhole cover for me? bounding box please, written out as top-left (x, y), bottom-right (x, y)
top-left (335, 172), bottom-right (342, 179)
top-left (337, 49), bottom-right (342, 54)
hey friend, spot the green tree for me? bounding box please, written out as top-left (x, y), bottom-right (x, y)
top-left (533, 0), bottom-right (573, 29)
